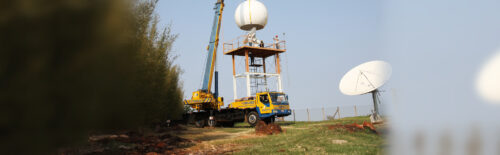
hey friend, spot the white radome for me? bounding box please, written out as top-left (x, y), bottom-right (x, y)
top-left (476, 51), bottom-right (500, 104)
top-left (234, 0), bottom-right (268, 31)
top-left (339, 60), bottom-right (392, 95)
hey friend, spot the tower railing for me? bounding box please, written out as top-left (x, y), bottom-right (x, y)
top-left (222, 35), bottom-right (286, 53)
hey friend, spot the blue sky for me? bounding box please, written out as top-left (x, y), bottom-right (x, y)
top-left (158, 1), bottom-right (500, 153)
top-left (156, 0), bottom-right (500, 111)
top-left (157, 0), bottom-right (384, 110)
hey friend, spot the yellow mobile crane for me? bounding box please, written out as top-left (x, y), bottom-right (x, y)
top-left (185, 0), bottom-right (291, 128)
top-left (184, 0), bottom-right (225, 127)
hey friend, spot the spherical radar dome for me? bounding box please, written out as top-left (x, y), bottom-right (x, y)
top-left (476, 51), bottom-right (500, 104)
top-left (234, 0), bottom-right (268, 31)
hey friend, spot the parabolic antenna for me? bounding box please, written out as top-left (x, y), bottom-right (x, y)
top-left (476, 51), bottom-right (500, 104)
top-left (339, 60), bottom-right (392, 95)
top-left (339, 60), bottom-right (392, 123)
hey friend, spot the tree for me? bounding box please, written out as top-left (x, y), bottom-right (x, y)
top-left (0, 0), bottom-right (182, 154)
top-left (132, 0), bottom-right (184, 124)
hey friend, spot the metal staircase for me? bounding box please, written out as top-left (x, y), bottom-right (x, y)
top-left (249, 57), bottom-right (268, 95)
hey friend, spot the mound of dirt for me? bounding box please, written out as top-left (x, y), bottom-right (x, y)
top-left (255, 121), bottom-right (283, 135)
top-left (326, 121), bottom-right (377, 134)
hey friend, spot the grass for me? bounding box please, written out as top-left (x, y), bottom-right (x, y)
top-left (211, 116), bottom-right (386, 155)
top-left (72, 117), bottom-right (384, 154)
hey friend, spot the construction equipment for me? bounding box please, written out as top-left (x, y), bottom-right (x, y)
top-left (183, 0), bottom-right (224, 127)
top-left (184, 0), bottom-right (291, 128)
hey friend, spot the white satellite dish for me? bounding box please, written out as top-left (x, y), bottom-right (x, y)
top-left (339, 60), bottom-right (392, 123)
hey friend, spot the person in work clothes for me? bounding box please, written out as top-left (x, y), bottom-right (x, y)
top-left (273, 35), bottom-right (280, 49)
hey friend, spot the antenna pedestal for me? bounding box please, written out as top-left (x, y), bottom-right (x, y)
top-left (370, 89), bottom-right (383, 123)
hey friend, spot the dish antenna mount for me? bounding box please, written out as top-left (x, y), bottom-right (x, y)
top-left (339, 60), bottom-right (392, 123)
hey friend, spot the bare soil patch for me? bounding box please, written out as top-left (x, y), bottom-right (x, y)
top-left (255, 121), bottom-right (283, 135)
top-left (326, 121), bottom-right (378, 134)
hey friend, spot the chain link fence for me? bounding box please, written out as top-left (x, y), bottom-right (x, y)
top-left (279, 105), bottom-right (374, 122)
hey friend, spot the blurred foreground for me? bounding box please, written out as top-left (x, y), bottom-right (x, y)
top-left (0, 0), bottom-right (183, 154)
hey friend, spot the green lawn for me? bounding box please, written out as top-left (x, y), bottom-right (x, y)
top-left (212, 116), bottom-right (386, 155)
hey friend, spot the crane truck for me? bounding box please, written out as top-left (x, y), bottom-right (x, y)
top-left (184, 0), bottom-right (291, 128)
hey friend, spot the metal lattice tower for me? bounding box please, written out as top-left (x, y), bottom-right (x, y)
top-left (222, 36), bottom-right (286, 99)
top-left (249, 57), bottom-right (269, 95)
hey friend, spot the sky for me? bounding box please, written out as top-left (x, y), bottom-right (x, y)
top-left (157, 0), bottom-right (384, 110)
top-left (380, 1), bottom-right (500, 154)
top-left (157, 1), bottom-right (500, 153)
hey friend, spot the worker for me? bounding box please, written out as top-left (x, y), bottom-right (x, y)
top-left (277, 95), bottom-right (284, 102)
top-left (260, 94), bottom-right (269, 103)
top-left (247, 27), bottom-right (257, 47)
top-left (259, 40), bottom-right (264, 47)
top-left (273, 35), bottom-right (280, 49)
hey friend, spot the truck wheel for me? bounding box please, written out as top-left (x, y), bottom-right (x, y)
top-left (247, 111), bottom-right (260, 127)
top-left (208, 119), bottom-right (216, 127)
top-left (195, 119), bottom-right (206, 128)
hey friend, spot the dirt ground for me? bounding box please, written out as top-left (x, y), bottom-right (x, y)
top-left (60, 124), bottom-right (268, 155)
top-left (326, 121), bottom-right (378, 134)
top-left (177, 128), bottom-right (257, 155)
top-left (254, 121), bottom-right (283, 135)
top-left (59, 117), bottom-right (385, 154)
top-left (180, 121), bottom-right (285, 154)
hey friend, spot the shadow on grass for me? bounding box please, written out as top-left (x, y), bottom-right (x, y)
top-left (276, 122), bottom-right (295, 126)
top-left (232, 126), bottom-right (254, 128)
top-left (232, 121), bottom-right (296, 128)
top-left (193, 134), bottom-right (233, 141)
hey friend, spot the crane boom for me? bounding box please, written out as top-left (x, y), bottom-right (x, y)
top-left (184, 0), bottom-right (225, 111)
top-left (201, 0), bottom-right (224, 92)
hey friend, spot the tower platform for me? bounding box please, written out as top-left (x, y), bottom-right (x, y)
top-left (223, 46), bottom-right (285, 58)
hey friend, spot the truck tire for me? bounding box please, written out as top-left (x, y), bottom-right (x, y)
top-left (208, 118), bottom-right (216, 127)
top-left (247, 111), bottom-right (260, 127)
top-left (195, 119), bottom-right (206, 128)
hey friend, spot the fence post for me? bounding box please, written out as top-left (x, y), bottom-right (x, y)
top-left (337, 106), bottom-right (341, 119)
top-left (307, 108), bottom-right (310, 122)
top-left (293, 109), bottom-right (296, 122)
top-left (354, 105), bottom-right (358, 117)
top-left (322, 107), bottom-right (325, 121)
top-left (332, 108), bottom-right (338, 120)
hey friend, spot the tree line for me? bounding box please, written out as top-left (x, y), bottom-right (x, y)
top-left (0, 0), bottom-right (183, 154)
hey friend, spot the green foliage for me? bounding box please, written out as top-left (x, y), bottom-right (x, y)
top-left (218, 117), bottom-right (385, 155)
top-left (132, 0), bottom-right (184, 124)
top-left (0, 0), bottom-right (182, 154)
